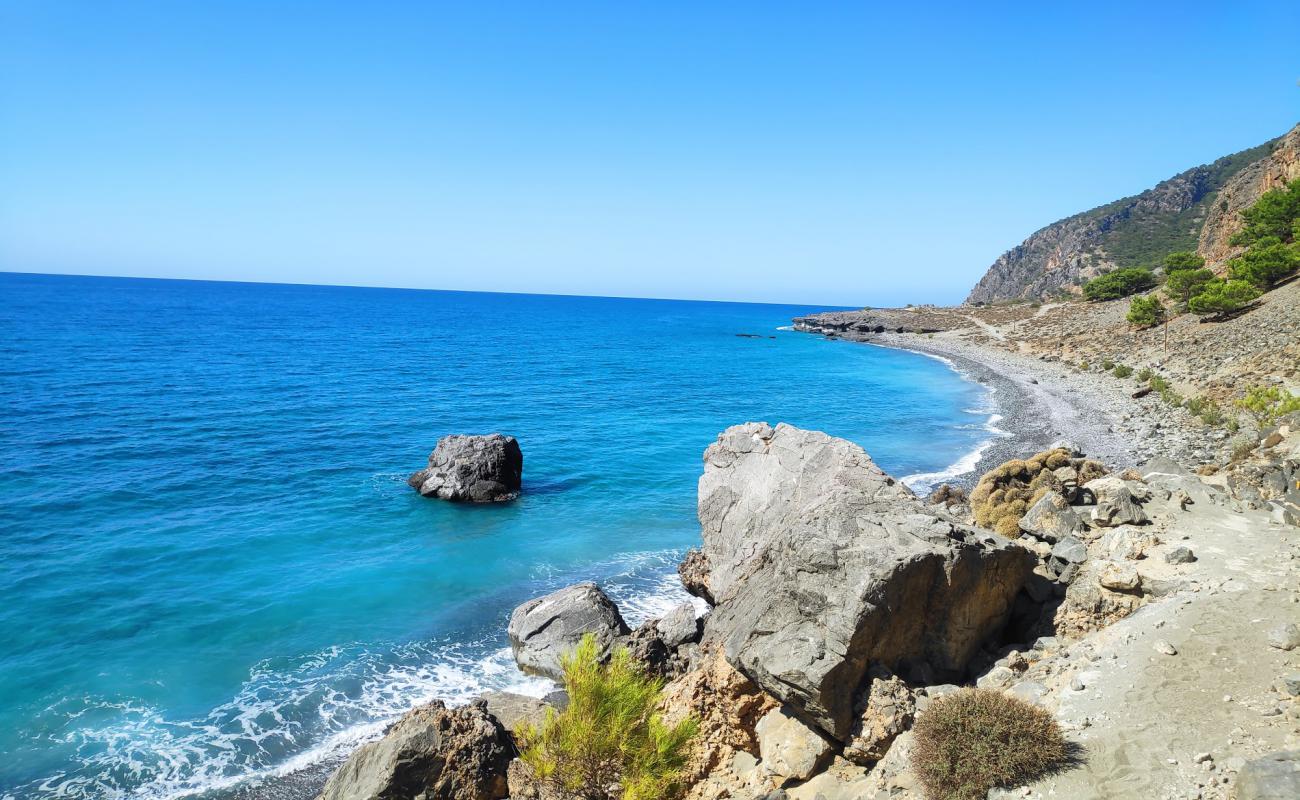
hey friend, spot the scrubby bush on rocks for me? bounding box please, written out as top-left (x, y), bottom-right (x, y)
top-left (1187, 278), bottom-right (1262, 319)
top-left (1126, 295), bottom-right (1165, 329)
top-left (1111, 363), bottom-right (1133, 378)
top-left (517, 634), bottom-right (697, 800)
top-left (911, 688), bottom-right (1070, 800)
top-left (1236, 385), bottom-right (1300, 425)
top-left (969, 448), bottom-right (1103, 537)
top-left (1083, 267), bottom-right (1157, 301)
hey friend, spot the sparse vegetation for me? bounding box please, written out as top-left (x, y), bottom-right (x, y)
top-left (1136, 367), bottom-right (1154, 382)
top-left (1111, 364), bottom-right (1133, 378)
top-left (969, 449), bottom-right (1103, 537)
top-left (1184, 396), bottom-right (1227, 427)
top-left (1082, 267), bottom-right (1158, 301)
top-left (1187, 278), bottom-right (1261, 318)
top-left (1125, 295), bottom-right (1165, 329)
top-left (518, 634), bottom-right (697, 800)
top-left (1164, 266), bottom-right (1215, 309)
top-left (911, 689), bottom-right (1071, 800)
top-left (1235, 385), bottom-right (1300, 425)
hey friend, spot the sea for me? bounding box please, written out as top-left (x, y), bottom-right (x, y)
top-left (0, 272), bottom-right (999, 799)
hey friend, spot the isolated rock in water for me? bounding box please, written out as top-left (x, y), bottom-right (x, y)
top-left (1085, 476), bottom-right (1148, 527)
top-left (408, 434), bottom-right (523, 502)
top-left (1233, 750), bottom-right (1300, 799)
top-left (755, 706), bottom-right (834, 781)
top-left (698, 423), bottom-right (1035, 741)
top-left (1018, 491), bottom-right (1085, 543)
top-left (507, 582), bottom-right (629, 680)
top-left (317, 700), bottom-right (511, 800)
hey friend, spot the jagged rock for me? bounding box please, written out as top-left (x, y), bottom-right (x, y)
top-left (1102, 527), bottom-right (1159, 561)
top-left (1048, 536), bottom-right (1088, 580)
top-left (754, 707), bottom-right (834, 781)
top-left (1267, 623), bottom-right (1300, 651)
top-left (408, 434), bottom-right (523, 502)
top-left (478, 692), bottom-right (549, 739)
top-left (1052, 559), bottom-right (1144, 638)
top-left (1165, 546), bottom-right (1197, 564)
top-left (658, 650), bottom-right (779, 791)
top-left (1018, 492), bottom-right (1085, 543)
top-left (678, 548), bottom-right (714, 605)
top-left (1085, 476), bottom-right (1149, 527)
top-left (697, 423), bottom-right (1034, 741)
top-left (507, 582), bottom-right (630, 680)
top-left (843, 668), bottom-right (916, 765)
top-left (1097, 562), bottom-right (1142, 592)
top-left (318, 700), bottom-right (512, 800)
top-left (1232, 750), bottom-right (1300, 799)
top-left (624, 620), bottom-right (683, 679)
top-left (659, 602), bottom-right (703, 648)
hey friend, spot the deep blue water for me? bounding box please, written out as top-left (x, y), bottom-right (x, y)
top-left (0, 273), bottom-right (993, 799)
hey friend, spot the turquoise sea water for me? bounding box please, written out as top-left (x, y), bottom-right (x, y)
top-left (0, 273), bottom-right (994, 799)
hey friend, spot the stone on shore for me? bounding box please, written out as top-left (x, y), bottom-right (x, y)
top-left (317, 700), bottom-right (512, 800)
top-left (507, 582), bottom-right (629, 680)
top-left (408, 434), bottom-right (523, 502)
top-left (477, 691), bottom-right (550, 738)
top-left (1019, 491), bottom-right (1085, 543)
top-left (658, 601), bottom-right (703, 648)
top-left (696, 422), bottom-right (1035, 741)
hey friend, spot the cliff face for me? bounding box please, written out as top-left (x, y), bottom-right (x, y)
top-left (966, 124), bottom-right (1297, 304)
top-left (1198, 124), bottom-right (1300, 268)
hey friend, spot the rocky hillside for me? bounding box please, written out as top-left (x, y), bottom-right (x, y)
top-left (967, 124), bottom-right (1299, 304)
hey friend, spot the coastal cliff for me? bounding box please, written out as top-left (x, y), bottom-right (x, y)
top-left (967, 123), bottom-right (1299, 304)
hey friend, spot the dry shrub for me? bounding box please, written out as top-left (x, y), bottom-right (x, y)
top-left (969, 449), bottom-right (1068, 537)
top-left (911, 689), bottom-right (1070, 800)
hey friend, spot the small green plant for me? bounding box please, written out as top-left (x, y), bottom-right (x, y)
top-left (1083, 267), bottom-right (1158, 301)
top-left (518, 634), bottom-right (697, 800)
top-left (1136, 367), bottom-right (1154, 382)
top-left (1148, 375), bottom-right (1171, 393)
top-left (1100, 359), bottom-right (1115, 371)
top-left (1078, 360), bottom-right (1090, 371)
top-left (1183, 395), bottom-right (1227, 426)
top-left (1112, 364), bottom-right (1133, 378)
top-left (911, 688), bottom-right (1070, 800)
top-left (1188, 279), bottom-right (1261, 318)
top-left (1126, 295), bottom-right (1166, 329)
top-left (1235, 385), bottom-right (1300, 425)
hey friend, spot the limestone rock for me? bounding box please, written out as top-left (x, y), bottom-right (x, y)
top-left (659, 602), bottom-right (703, 648)
top-left (1085, 476), bottom-right (1149, 527)
top-left (755, 706), bottom-right (834, 781)
top-left (843, 668), bottom-right (916, 764)
top-left (317, 700), bottom-right (512, 800)
top-left (408, 434), bottom-right (523, 502)
top-left (1232, 750), bottom-right (1300, 799)
top-left (507, 582), bottom-right (630, 681)
top-left (477, 692), bottom-right (549, 739)
top-left (1097, 561), bottom-right (1142, 592)
top-left (678, 549), bottom-right (713, 605)
top-left (1267, 622), bottom-right (1300, 651)
top-left (1018, 491), bottom-right (1085, 543)
top-left (697, 423), bottom-right (1034, 741)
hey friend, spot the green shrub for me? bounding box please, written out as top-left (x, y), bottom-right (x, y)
top-left (1148, 375), bottom-right (1171, 393)
top-left (1228, 237), bottom-right (1300, 289)
top-left (1078, 360), bottom-right (1090, 371)
top-left (1235, 386), bottom-right (1300, 425)
top-left (1230, 178), bottom-right (1300, 246)
top-left (1112, 363), bottom-right (1133, 378)
top-left (1185, 396), bottom-right (1226, 427)
top-left (1159, 387), bottom-right (1183, 407)
top-left (1100, 359), bottom-right (1115, 371)
top-left (1083, 267), bottom-right (1158, 301)
top-left (518, 634), bottom-right (697, 800)
top-left (1126, 295), bottom-right (1166, 329)
top-left (911, 689), bottom-right (1070, 800)
top-left (1164, 267), bottom-right (1215, 309)
top-left (1187, 279), bottom-right (1261, 318)
top-left (970, 449), bottom-right (1104, 537)
top-left (1136, 367), bottom-right (1154, 382)
top-left (1163, 251), bottom-right (1206, 270)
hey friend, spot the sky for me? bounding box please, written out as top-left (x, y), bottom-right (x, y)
top-left (1, 2), bottom-right (1298, 306)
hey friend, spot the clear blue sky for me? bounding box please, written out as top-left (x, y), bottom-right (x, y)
top-left (2, 2), bottom-right (1297, 306)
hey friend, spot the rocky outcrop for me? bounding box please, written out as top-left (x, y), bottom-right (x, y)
top-left (695, 422), bottom-right (1035, 741)
top-left (966, 126), bottom-right (1293, 304)
top-left (408, 434), bottom-right (523, 502)
top-left (1232, 750), bottom-right (1300, 799)
top-left (317, 700), bottom-right (512, 800)
top-left (1199, 125), bottom-right (1300, 268)
top-left (507, 582), bottom-right (629, 681)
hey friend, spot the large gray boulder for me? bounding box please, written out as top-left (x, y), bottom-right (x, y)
top-left (317, 700), bottom-right (511, 800)
top-left (408, 434), bottom-right (522, 502)
top-left (1085, 476), bottom-right (1148, 527)
top-left (696, 423), bottom-right (1035, 741)
top-left (507, 582), bottom-right (630, 681)
top-left (1018, 491), bottom-right (1085, 543)
top-left (1233, 750), bottom-right (1300, 799)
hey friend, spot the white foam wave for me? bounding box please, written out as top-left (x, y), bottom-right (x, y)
top-left (15, 548), bottom-right (697, 800)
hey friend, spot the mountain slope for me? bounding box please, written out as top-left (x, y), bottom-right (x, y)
top-left (967, 123), bottom-right (1299, 304)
